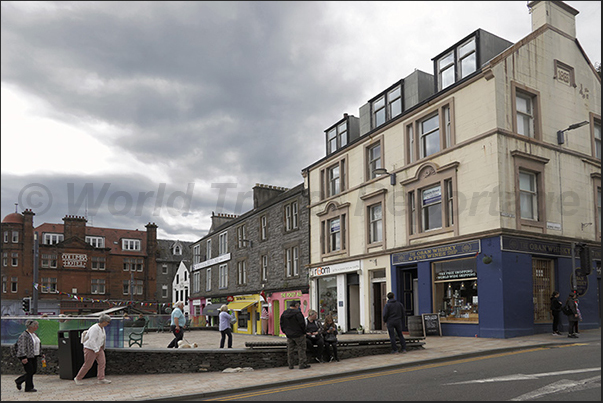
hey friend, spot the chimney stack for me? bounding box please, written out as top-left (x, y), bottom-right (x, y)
top-left (528, 1), bottom-right (579, 38)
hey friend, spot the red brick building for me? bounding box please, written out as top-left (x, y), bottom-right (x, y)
top-left (1, 209), bottom-right (158, 315)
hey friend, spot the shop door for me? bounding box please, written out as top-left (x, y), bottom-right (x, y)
top-left (273, 300), bottom-right (280, 336)
top-left (401, 267), bottom-right (417, 330)
top-left (372, 282), bottom-right (387, 330)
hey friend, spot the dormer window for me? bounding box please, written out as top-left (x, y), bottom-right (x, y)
top-left (327, 122), bottom-right (348, 154)
top-left (436, 37), bottom-right (477, 90)
top-left (174, 244), bottom-right (182, 255)
top-left (122, 239), bottom-right (141, 251)
top-left (43, 233), bottom-right (63, 245)
top-left (86, 236), bottom-right (104, 248)
top-left (371, 83), bottom-right (403, 129)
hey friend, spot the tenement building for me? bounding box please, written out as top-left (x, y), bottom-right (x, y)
top-left (1, 210), bottom-right (159, 315)
top-left (189, 183), bottom-right (309, 335)
top-left (301, 1), bottom-right (600, 337)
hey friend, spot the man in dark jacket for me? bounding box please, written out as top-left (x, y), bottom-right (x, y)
top-left (280, 300), bottom-right (311, 369)
top-left (382, 292), bottom-right (407, 354)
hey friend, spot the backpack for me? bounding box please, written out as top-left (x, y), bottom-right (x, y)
top-left (562, 303), bottom-right (572, 316)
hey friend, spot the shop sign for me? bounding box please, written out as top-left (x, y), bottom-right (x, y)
top-left (501, 236), bottom-right (572, 257)
top-left (234, 294), bottom-right (258, 302)
top-left (278, 291), bottom-right (302, 298)
top-left (62, 253), bottom-right (88, 268)
top-left (392, 240), bottom-right (480, 264)
top-left (193, 253), bottom-right (231, 271)
top-left (309, 260), bottom-right (361, 278)
top-left (434, 267), bottom-right (477, 281)
top-left (571, 270), bottom-right (589, 297)
top-left (227, 296), bottom-right (234, 302)
top-left (422, 186), bottom-right (441, 205)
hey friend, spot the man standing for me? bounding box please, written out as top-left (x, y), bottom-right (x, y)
top-left (280, 300), bottom-right (311, 369)
top-left (167, 301), bottom-right (186, 348)
top-left (382, 292), bottom-right (407, 354)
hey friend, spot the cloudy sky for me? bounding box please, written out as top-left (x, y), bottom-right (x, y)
top-left (2, 1), bottom-right (601, 242)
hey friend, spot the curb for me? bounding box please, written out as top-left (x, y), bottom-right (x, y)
top-left (148, 340), bottom-right (575, 401)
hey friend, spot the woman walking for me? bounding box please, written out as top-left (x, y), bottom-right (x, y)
top-left (15, 319), bottom-right (42, 392)
top-left (218, 305), bottom-right (235, 348)
top-left (74, 314), bottom-right (112, 385)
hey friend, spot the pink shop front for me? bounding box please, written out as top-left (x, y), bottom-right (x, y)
top-left (265, 289), bottom-right (310, 337)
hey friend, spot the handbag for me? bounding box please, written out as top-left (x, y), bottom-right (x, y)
top-left (324, 332), bottom-right (337, 342)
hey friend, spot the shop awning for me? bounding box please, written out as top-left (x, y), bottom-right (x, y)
top-left (228, 300), bottom-right (257, 311)
top-left (202, 304), bottom-right (222, 316)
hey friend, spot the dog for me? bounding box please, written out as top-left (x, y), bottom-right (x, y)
top-left (177, 340), bottom-right (198, 348)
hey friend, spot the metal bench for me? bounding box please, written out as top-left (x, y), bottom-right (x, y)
top-left (128, 325), bottom-right (147, 347)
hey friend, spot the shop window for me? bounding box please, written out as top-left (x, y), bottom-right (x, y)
top-left (433, 257), bottom-right (478, 323)
top-left (532, 258), bottom-right (554, 323)
top-left (317, 276), bottom-right (338, 322)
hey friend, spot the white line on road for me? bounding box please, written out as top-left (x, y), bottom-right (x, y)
top-left (509, 375), bottom-right (601, 401)
top-left (445, 367), bottom-right (601, 384)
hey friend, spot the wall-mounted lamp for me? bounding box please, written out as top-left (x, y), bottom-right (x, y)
top-left (460, 282), bottom-right (466, 291)
top-left (556, 120), bottom-right (589, 145)
top-left (373, 168), bottom-right (397, 186)
top-left (482, 254), bottom-right (493, 265)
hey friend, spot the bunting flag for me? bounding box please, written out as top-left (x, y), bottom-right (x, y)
top-left (33, 283), bottom-right (171, 308)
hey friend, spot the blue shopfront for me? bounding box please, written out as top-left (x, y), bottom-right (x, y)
top-left (391, 235), bottom-right (601, 338)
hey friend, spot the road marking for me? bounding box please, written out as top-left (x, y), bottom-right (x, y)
top-left (510, 375), bottom-right (601, 401)
top-left (446, 367), bottom-right (601, 384)
top-left (204, 347), bottom-right (552, 401)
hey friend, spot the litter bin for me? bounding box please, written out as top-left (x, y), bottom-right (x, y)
top-left (57, 329), bottom-right (97, 380)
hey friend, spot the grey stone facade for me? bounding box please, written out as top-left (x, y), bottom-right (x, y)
top-left (191, 182), bottom-right (310, 301)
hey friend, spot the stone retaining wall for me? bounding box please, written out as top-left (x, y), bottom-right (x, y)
top-left (1, 343), bottom-right (416, 375)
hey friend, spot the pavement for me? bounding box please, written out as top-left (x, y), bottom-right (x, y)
top-left (2, 327), bottom-right (600, 401)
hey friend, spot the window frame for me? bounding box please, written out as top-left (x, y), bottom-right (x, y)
top-left (590, 112), bottom-right (601, 160)
top-left (318, 201), bottom-right (350, 258)
top-left (365, 137), bottom-right (384, 181)
top-left (193, 244), bottom-right (201, 264)
top-left (326, 120), bottom-right (349, 154)
top-left (592, 173), bottom-right (601, 242)
top-left (320, 156), bottom-right (348, 199)
top-left (261, 255), bottom-right (268, 282)
top-left (43, 233), bottom-right (63, 245)
top-left (260, 215), bottom-right (268, 240)
top-left (406, 99), bottom-right (455, 164)
top-left (237, 225), bottom-right (247, 249)
top-left (219, 263), bottom-right (228, 289)
top-left (511, 82), bottom-right (542, 140)
top-left (285, 200), bottom-right (299, 231)
top-left (91, 278), bottom-right (106, 295)
top-left (370, 82), bottom-right (403, 129)
top-left (402, 162), bottom-right (459, 240)
top-left (219, 231), bottom-right (228, 255)
top-left (86, 236), bottom-right (105, 248)
top-left (206, 267), bottom-right (212, 291)
top-left (122, 238), bottom-right (141, 251)
top-left (511, 151), bottom-right (549, 231)
top-left (237, 260), bottom-right (247, 285)
top-left (206, 239), bottom-right (212, 260)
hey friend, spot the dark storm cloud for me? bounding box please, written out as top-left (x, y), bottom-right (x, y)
top-left (1, 1), bottom-right (355, 190)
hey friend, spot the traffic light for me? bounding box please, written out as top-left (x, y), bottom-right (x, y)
top-left (22, 297), bottom-right (31, 313)
top-left (579, 244), bottom-right (591, 275)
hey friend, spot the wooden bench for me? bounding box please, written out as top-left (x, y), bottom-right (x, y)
top-left (128, 325), bottom-right (147, 347)
top-left (245, 336), bottom-right (425, 350)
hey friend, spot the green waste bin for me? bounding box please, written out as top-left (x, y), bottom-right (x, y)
top-left (57, 329), bottom-right (97, 380)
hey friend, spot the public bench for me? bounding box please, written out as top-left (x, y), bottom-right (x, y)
top-left (128, 325), bottom-right (147, 347)
top-left (245, 336), bottom-right (425, 350)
